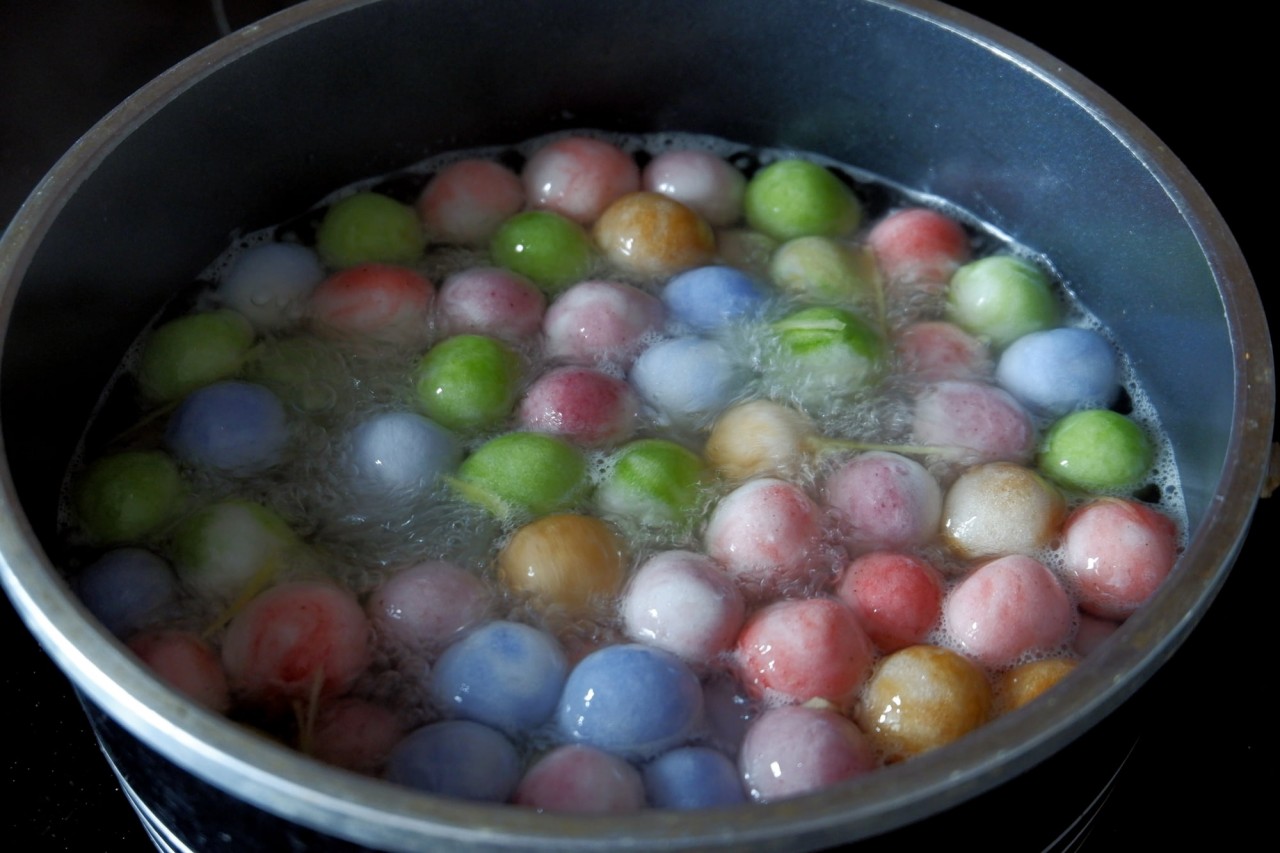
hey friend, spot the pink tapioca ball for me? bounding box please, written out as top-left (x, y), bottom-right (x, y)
top-left (128, 629), bottom-right (231, 713)
top-left (735, 597), bottom-right (874, 705)
top-left (621, 550), bottom-right (745, 666)
top-left (836, 552), bottom-right (944, 653)
top-left (1073, 611), bottom-right (1120, 656)
top-left (739, 705), bottom-right (875, 803)
top-left (913, 380), bottom-right (1035, 464)
top-left (416, 159), bottom-right (525, 246)
top-left (308, 697), bottom-right (408, 774)
top-left (866, 207), bottom-right (970, 290)
top-left (822, 451), bottom-right (942, 553)
top-left (542, 280), bottom-right (665, 367)
top-left (222, 580), bottom-right (372, 706)
top-left (895, 321), bottom-right (992, 382)
top-left (642, 149), bottom-right (746, 227)
top-left (513, 745), bottom-right (645, 814)
top-left (1062, 498), bottom-right (1179, 619)
top-left (366, 561), bottom-right (491, 658)
top-left (309, 263), bottom-right (434, 347)
top-left (523, 136), bottom-right (640, 226)
top-left (518, 365), bottom-right (640, 447)
top-left (944, 555), bottom-right (1073, 668)
top-left (435, 267), bottom-right (546, 343)
top-left (704, 477), bottom-right (826, 597)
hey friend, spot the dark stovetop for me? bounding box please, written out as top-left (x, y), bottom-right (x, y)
top-left (2, 2), bottom-right (1271, 850)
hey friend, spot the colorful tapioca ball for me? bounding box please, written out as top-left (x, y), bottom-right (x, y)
top-left (1061, 498), bottom-right (1179, 619)
top-left (939, 462), bottom-right (1065, 559)
top-left (498, 513), bottom-right (626, 613)
top-left (743, 159), bottom-right (862, 241)
top-left (434, 266), bottom-right (546, 344)
top-left (768, 306), bottom-right (884, 408)
top-left (993, 658), bottom-right (1079, 716)
top-left (73, 450), bottom-right (184, 545)
top-left (385, 720), bottom-right (521, 803)
top-left (315, 191), bottom-right (425, 269)
top-left (75, 548), bottom-right (178, 638)
top-left (454, 432), bottom-right (588, 518)
top-left (995, 327), bottom-right (1120, 417)
top-left (517, 365), bottom-right (640, 448)
top-left (768, 236), bottom-right (879, 308)
top-left (345, 411), bottom-right (462, 498)
top-left (165, 381), bottom-right (289, 475)
top-left (661, 265), bottom-right (769, 334)
top-left (943, 555), bottom-right (1073, 668)
top-left (542, 279), bottom-right (665, 368)
top-left (704, 477), bottom-right (826, 598)
top-left (630, 337), bottom-right (749, 429)
top-left (490, 210), bottom-right (595, 294)
top-left (307, 697), bottom-right (408, 775)
top-left (739, 705), bottom-right (875, 803)
top-left (416, 158), bottom-right (525, 246)
top-left (643, 746), bottom-right (747, 809)
top-left (1038, 409), bottom-right (1152, 492)
top-left (215, 242), bottom-right (325, 331)
top-left (594, 192), bottom-right (716, 276)
top-left (412, 334), bottom-right (521, 433)
top-left (894, 321), bottom-right (992, 383)
top-left (642, 149), bottom-right (746, 227)
top-left (596, 439), bottom-right (708, 530)
top-left (822, 451), bottom-right (942, 553)
top-left (137, 309), bottom-right (255, 403)
top-left (913, 380), bottom-right (1036, 465)
top-left (513, 745), bottom-right (645, 814)
top-left (170, 499), bottom-right (305, 599)
top-left (704, 399), bottom-right (815, 482)
top-left (835, 552), bottom-right (944, 653)
top-left (946, 254), bottom-right (1058, 348)
top-left (523, 136), bottom-right (640, 226)
top-left (620, 550), bottom-right (745, 666)
top-left (127, 629), bottom-right (231, 713)
top-left (366, 561), bottom-right (490, 658)
top-left (866, 207), bottom-right (970, 290)
top-left (309, 263), bottom-right (434, 347)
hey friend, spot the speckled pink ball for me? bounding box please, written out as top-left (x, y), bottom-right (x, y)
top-left (895, 321), bottom-right (992, 382)
top-left (823, 451), bottom-right (942, 553)
top-left (836, 552), bottom-right (944, 652)
top-left (417, 159), bottom-right (525, 246)
top-left (642, 149), bottom-right (746, 227)
top-left (735, 597), bottom-right (874, 705)
top-left (366, 561), bottom-right (491, 657)
top-left (128, 629), bottom-right (231, 713)
top-left (944, 555), bottom-right (1072, 668)
top-left (914, 380), bottom-right (1035, 464)
top-left (739, 705), bottom-right (875, 803)
top-left (866, 207), bottom-right (970, 289)
top-left (518, 365), bottom-right (640, 447)
top-left (542, 280), bottom-right (665, 367)
top-left (1062, 498), bottom-right (1179, 619)
top-left (435, 267), bottom-right (546, 343)
top-left (513, 744), bottom-right (645, 814)
top-left (704, 477), bottom-right (826, 597)
top-left (621, 550), bottom-right (745, 665)
top-left (522, 136), bottom-right (640, 226)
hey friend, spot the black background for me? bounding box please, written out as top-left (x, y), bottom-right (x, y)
top-left (2, 2), bottom-right (1271, 850)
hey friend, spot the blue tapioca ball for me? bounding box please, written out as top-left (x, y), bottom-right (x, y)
top-left (643, 746), bottom-right (747, 809)
top-left (347, 411), bottom-right (462, 496)
top-left (630, 337), bottom-right (748, 428)
top-left (995, 327), bottom-right (1119, 417)
top-left (165, 381), bottom-right (288, 474)
top-left (385, 720), bottom-right (520, 802)
top-left (429, 620), bottom-right (568, 734)
top-left (557, 643), bottom-right (703, 759)
top-left (216, 242), bottom-right (325, 331)
top-left (663, 265), bottom-right (769, 333)
top-left (74, 548), bottom-right (177, 638)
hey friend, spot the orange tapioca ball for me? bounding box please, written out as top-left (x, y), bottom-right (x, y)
top-left (856, 644), bottom-right (992, 762)
top-left (593, 192), bottom-right (715, 276)
top-left (498, 513), bottom-right (627, 612)
top-left (993, 657), bottom-right (1079, 716)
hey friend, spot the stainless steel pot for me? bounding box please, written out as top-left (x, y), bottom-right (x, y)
top-left (1, 1), bottom-right (1271, 850)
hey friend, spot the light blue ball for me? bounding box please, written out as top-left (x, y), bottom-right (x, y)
top-left (385, 720), bottom-right (520, 802)
top-left (630, 337), bottom-right (747, 428)
top-left (643, 746), bottom-right (747, 809)
top-left (75, 548), bottom-right (177, 638)
top-left (216, 242), bottom-right (324, 330)
top-left (430, 621), bottom-right (568, 734)
top-left (558, 643), bottom-right (703, 759)
top-left (995, 327), bottom-right (1119, 417)
top-left (662, 265), bottom-right (769, 333)
top-left (165, 381), bottom-right (288, 474)
top-left (347, 411), bottom-right (462, 495)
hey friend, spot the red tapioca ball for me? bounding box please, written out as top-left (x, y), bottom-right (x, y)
top-left (417, 159), bottom-right (525, 246)
top-left (1073, 611), bottom-right (1120, 656)
top-left (943, 555), bottom-right (1072, 668)
top-left (704, 477), bottom-right (827, 597)
top-left (1062, 498), bottom-right (1179, 619)
top-left (739, 705), bottom-right (876, 803)
top-left (518, 365), bottom-right (640, 447)
top-left (913, 380), bottom-right (1036, 465)
top-left (822, 451), bottom-right (942, 553)
top-left (366, 561), bottom-right (491, 658)
top-left (513, 745), bottom-right (645, 814)
top-left (542, 280), bottom-right (665, 368)
top-left (523, 136), bottom-right (641, 226)
top-left (222, 580), bottom-right (372, 706)
top-left (895, 321), bottom-right (992, 383)
top-left (735, 597), bottom-right (874, 706)
top-left (128, 629), bottom-right (231, 713)
top-left (435, 267), bottom-right (546, 343)
top-left (866, 207), bottom-right (970, 290)
top-left (621, 550), bottom-right (745, 666)
top-left (309, 263), bottom-right (434, 347)
top-left (308, 697), bottom-right (408, 775)
top-left (836, 552), bottom-right (944, 653)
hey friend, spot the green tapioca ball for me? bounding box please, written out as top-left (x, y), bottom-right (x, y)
top-left (1039, 409), bottom-right (1153, 492)
top-left (413, 334), bottom-right (521, 433)
top-left (137, 310), bottom-right (255, 403)
top-left (947, 255), bottom-right (1058, 348)
top-left (596, 439), bottom-right (708, 529)
top-left (170, 499), bottom-right (304, 598)
top-left (771, 306), bottom-right (885, 404)
top-left (74, 450), bottom-right (184, 544)
top-left (489, 211), bottom-right (595, 293)
top-left (455, 432), bottom-right (588, 517)
top-left (744, 159), bottom-right (862, 242)
top-left (315, 192), bottom-right (426, 269)
top-left (769, 236), bottom-right (880, 307)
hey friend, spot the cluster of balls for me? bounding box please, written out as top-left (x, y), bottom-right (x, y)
top-left (68, 134), bottom-right (1181, 811)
